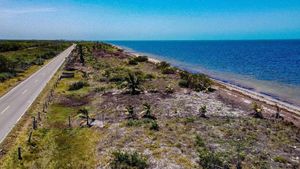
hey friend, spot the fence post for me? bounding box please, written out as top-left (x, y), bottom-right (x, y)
top-left (18, 147), bottom-right (22, 160)
top-left (28, 131), bottom-right (32, 144)
top-left (68, 116), bottom-right (71, 128)
top-left (38, 112), bottom-right (41, 121)
top-left (33, 117), bottom-right (37, 130)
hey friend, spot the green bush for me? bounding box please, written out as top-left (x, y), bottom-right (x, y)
top-left (165, 85), bottom-right (174, 94)
top-left (144, 73), bottom-right (155, 80)
top-left (111, 151), bottom-right (148, 169)
top-left (0, 41), bottom-right (71, 82)
top-left (94, 86), bottom-right (106, 92)
top-left (150, 120), bottom-right (159, 131)
top-left (125, 105), bottom-right (138, 120)
top-left (104, 68), bottom-right (129, 83)
top-left (0, 55), bottom-right (16, 73)
top-left (40, 51), bottom-right (56, 59)
top-left (195, 135), bottom-right (228, 169)
top-left (0, 72), bottom-right (15, 82)
top-left (142, 103), bottom-right (156, 120)
top-left (109, 75), bottom-right (126, 82)
top-left (178, 72), bottom-right (212, 91)
top-left (161, 67), bottom-right (176, 74)
top-left (273, 156), bottom-right (288, 163)
top-left (198, 148), bottom-right (226, 169)
top-left (126, 119), bottom-right (143, 127)
top-left (178, 79), bottom-right (189, 88)
top-left (195, 135), bottom-right (205, 147)
top-left (184, 117), bottom-right (196, 124)
top-left (179, 70), bottom-right (190, 79)
top-left (33, 57), bottom-right (44, 65)
top-left (68, 81), bottom-right (88, 91)
top-left (128, 59), bottom-right (138, 65)
top-left (135, 56), bottom-right (148, 62)
top-left (156, 61), bottom-right (170, 69)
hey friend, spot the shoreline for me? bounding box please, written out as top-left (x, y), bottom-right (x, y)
top-left (111, 44), bottom-right (300, 123)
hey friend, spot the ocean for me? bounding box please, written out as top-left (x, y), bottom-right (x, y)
top-left (108, 40), bottom-right (300, 106)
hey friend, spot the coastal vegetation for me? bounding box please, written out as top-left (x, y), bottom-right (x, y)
top-left (0, 40), bottom-right (71, 95)
top-left (0, 41), bottom-right (299, 169)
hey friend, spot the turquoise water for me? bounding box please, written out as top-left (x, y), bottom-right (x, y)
top-left (108, 40), bottom-right (300, 106)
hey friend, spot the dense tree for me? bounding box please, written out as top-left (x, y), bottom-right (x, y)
top-left (0, 55), bottom-right (15, 72)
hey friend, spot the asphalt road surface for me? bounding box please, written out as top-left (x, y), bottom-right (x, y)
top-left (0, 44), bottom-right (76, 143)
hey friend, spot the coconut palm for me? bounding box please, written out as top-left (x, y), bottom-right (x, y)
top-left (252, 102), bottom-right (263, 119)
top-left (142, 103), bottom-right (156, 120)
top-left (125, 73), bottom-right (140, 95)
top-left (125, 105), bottom-right (137, 119)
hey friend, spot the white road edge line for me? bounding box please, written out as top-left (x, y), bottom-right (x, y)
top-left (1, 106), bottom-right (10, 115)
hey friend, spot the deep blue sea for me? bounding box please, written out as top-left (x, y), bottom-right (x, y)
top-left (108, 40), bottom-right (300, 106)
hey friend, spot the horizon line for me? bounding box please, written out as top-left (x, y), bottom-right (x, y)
top-left (1, 38), bottom-right (300, 41)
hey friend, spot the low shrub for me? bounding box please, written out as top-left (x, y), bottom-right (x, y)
top-left (144, 73), bottom-right (155, 80)
top-left (128, 59), bottom-right (138, 65)
top-left (178, 79), bottom-right (189, 88)
top-left (165, 85), bottom-right (174, 94)
top-left (178, 72), bottom-right (212, 91)
top-left (40, 51), bottom-right (56, 59)
top-left (111, 151), bottom-right (148, 169)
top-left (273, 156), bottom-right (288, 164)
top-left (195, 135), bottom-right (206, 147)
top-left (135, 56), bottom-right (148, 62)
top-left (142, 103), bottom-right (156, 120)
top-left (198, 148), bottom-right (226, 169)
top-left (68, 81), bottom-right (88, 91)
top-left (199, 105), bottom-right (207, 118)
top-left (126, 119), bottom-right (143, 127)
top-left (0, 72), bottom-right (16, 82)
top-left (184, 117), bottom-right (196, 124)
top-left (33, 57), bottom-right (44, 65)
top-left (195, 135), bottom-right (228, 169)
top-left (109, 75), bottom-right (126, 82)
top-left (125, 105), bottom-right (138, 119)
top-left (156, 61), bottom-right (170, 69)
top-left (150, 120), bottom-right (159, 131)
top-left (252, 102), bottom-right (264, 119)
top-left (156, 61), bottom-right (177, 74)
top-left (161, 67), bottom-right (176, 74)
top-left (94, 86), bottom-right (106, 92)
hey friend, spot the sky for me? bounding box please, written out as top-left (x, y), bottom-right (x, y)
top-left (1, 0), bottom-right (300, 40)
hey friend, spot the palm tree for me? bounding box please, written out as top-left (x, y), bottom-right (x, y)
top-left (79, 108), bottom-right (89, 126)
top-left (142, 103), bottom-right (156, 120)
top-left (199, 105), bottom-right (207, 118)
top-left (125, 105), bottom-right (137, 119)
top-left (126, 73), bottom-right (140, 95)
top-left (252, 102), bottom-right (263, 119)
top-left (275, 104), bottom-right (283, 120)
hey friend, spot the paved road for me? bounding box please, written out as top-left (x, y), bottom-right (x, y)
top-left (0, 44), bottom-right (76, 143)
